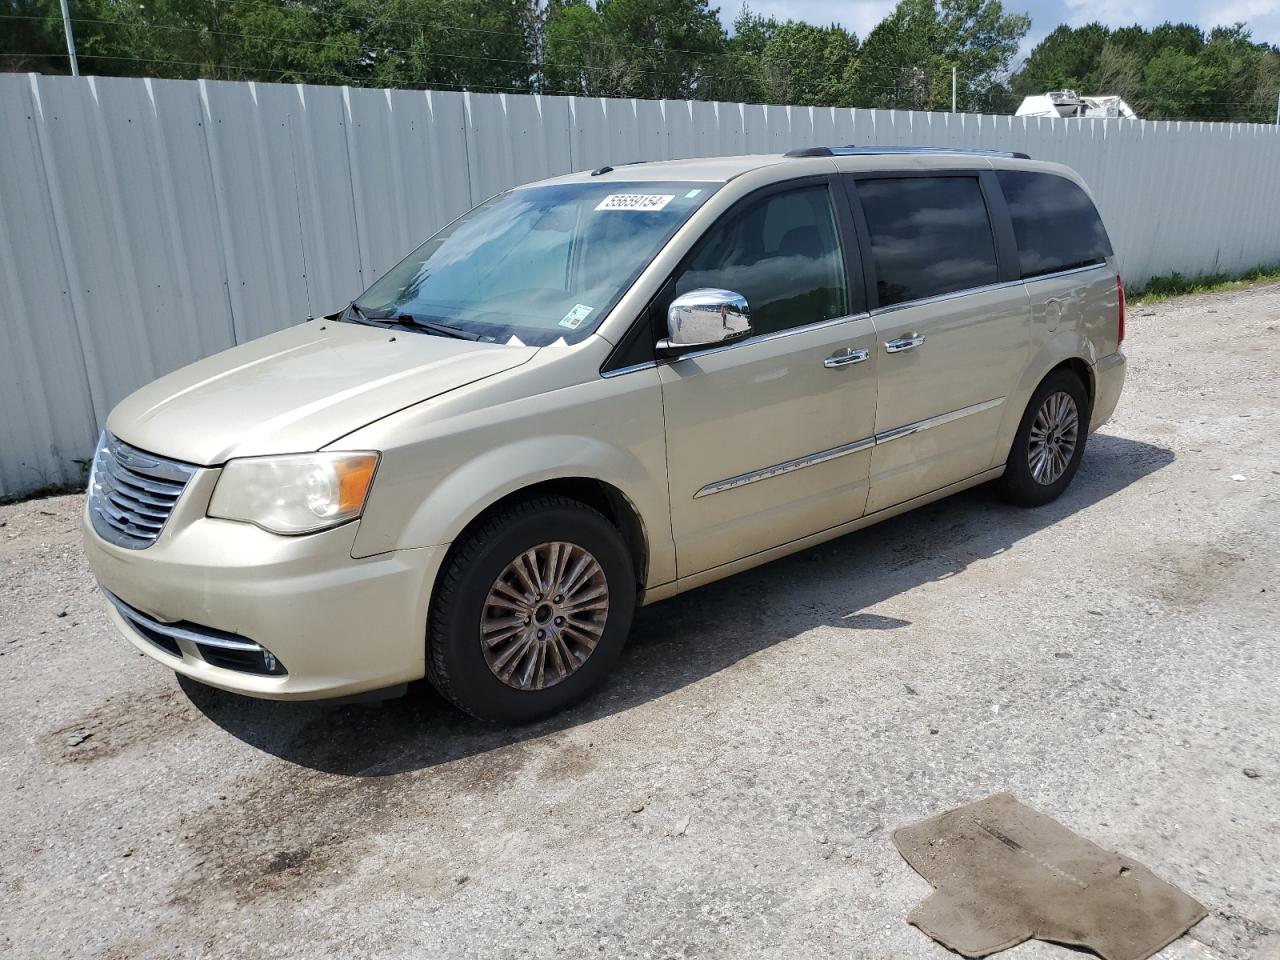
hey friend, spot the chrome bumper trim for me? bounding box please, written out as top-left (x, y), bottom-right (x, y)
top-left (102, 588), bottom-right (261, 651)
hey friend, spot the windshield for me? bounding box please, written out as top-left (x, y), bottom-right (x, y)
top-left (349, 181), bottom-right (718, 346)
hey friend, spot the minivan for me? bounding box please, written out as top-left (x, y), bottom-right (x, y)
top-left (83, 147), bottom-right (1126, 723)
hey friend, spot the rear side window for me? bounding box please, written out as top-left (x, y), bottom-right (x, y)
top-left (996, 171), bottom-right (1113, 278)
top-left (855, 177), bottom-right (1000, 307)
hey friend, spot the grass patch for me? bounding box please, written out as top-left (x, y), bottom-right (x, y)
top-left (1133, 265), bottom-right (1280, 303)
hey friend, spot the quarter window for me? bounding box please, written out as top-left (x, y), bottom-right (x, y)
top-left (996, 171), bottom-right (1113, 278)
top-left (855, 176), bottom-right (1000, 307)
top-left (674, 184), bottom-right (849, 337)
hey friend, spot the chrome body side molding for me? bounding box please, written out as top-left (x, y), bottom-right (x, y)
top-left (874, 397), bottom-right (1006, 445)
top-left (694, 436), bottom-right (876, 498)
top-left (694, 396), bottom-right (1005, 498)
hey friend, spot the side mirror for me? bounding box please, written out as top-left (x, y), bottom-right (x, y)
top-left (657, 289), bottom-right (752, 359)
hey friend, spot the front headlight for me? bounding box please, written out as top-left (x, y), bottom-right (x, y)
top-left (208, 452), bottom-right (379, 535)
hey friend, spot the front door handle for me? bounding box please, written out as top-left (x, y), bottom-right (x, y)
top-left (885, 335), bottom-right (925, 353)
top-left (824, 347), bottom-right (869, 368)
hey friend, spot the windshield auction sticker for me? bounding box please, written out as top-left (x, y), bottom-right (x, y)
top-left (559, 304), bottom-right (595, 329)
top-left (595, 194), bottom-right (674, 212)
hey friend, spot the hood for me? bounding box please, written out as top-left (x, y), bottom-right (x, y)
top-left (108, 321), bottom-right (537, 465)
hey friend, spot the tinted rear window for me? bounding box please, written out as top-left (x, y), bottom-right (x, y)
top-left (996, 171), bottom-right (1113, 278)
top-left (855, 176), bottom-right (1000, 307)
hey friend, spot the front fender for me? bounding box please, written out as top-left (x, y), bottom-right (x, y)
top-left (993, 331), bottom-right (1097, 467)
top-left (345, 365), bottom-right (674, 589)
top-left (399, 434), bottom-right (663, 570)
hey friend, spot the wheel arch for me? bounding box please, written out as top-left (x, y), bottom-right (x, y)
top-left (439, 477), bottom-right (651, 600)
top-left (994, 334), bottom-right (1099, 467)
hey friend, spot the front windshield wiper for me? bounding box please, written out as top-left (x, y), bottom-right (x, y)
top-left (387, 314), bottom-right (481, 341)
top-left (344, 302), bottom-right (479, 341)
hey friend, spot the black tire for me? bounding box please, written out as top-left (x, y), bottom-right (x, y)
top-left (997, 368), bottom-right (1091, 507)
top-left (426, 496), bottom-right (636, 724)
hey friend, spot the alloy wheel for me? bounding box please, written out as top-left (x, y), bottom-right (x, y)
top-left (1027, 390), bottom-right (1079, 485)
top-left (480, 542), bottom-right (610, 691)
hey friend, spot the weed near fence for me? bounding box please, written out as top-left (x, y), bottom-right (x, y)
top-left (1133, 265), bottom-right (1280, 303)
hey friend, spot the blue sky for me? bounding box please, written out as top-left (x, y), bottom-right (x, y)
top-left (720, 0), bottom-right (1280, 57)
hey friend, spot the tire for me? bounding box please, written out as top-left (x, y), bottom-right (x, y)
top-left (997, 368), bottom-right (1091, 507)
top-left (426, 496), bottom-right (636, 723)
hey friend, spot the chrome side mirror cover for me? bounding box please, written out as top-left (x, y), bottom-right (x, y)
top-left (657, 289), bottom-right (752, 359)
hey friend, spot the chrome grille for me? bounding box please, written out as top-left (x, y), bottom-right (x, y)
top-left (87, 432), bottom-right (197, 549)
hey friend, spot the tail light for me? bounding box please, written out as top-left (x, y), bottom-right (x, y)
top-left (1116, 274), bottom-right (1126, 345)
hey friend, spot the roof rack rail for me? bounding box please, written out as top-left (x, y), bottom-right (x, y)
top-left (784, 145), bottom-right (1031, 160)
top-left (590, 158), bottom-right (661, 176)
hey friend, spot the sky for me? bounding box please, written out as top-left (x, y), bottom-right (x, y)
top-left (720, 0), bottom-right (1280, 58)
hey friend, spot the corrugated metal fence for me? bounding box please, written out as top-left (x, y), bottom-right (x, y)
top-left (3, 72), bottom-right (1280, 497)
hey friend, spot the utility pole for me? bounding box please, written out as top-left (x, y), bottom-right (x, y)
top-left (58, 0), bottom-right (79, 76)
top-left (951, 66), bottom-right (957, 113)
top-left (1275, 88), bottom-right (1279, 124)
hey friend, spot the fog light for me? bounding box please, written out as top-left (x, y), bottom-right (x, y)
top-left (263, 651), bottom-right (279, 673)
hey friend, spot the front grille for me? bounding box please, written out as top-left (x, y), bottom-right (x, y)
top-left (88, 433), bottom-right (197, 549)
top-left (102, 588), bottom-right (287, 676)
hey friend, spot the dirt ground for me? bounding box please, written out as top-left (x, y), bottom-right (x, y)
top-left (1, 284), bottom-right (1278, 960)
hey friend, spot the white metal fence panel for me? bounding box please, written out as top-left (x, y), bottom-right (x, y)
top-left (3, 72), bottom-right (1280, 498)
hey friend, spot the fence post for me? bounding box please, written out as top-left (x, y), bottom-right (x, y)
top-left (58, 0), bottom-right (79, 77)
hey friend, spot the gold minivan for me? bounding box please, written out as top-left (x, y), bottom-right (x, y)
top-left (83, 147), bottom-right (1126, 722)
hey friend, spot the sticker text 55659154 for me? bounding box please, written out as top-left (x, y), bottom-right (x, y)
top-left (595, 194), bottom-right (674, 212)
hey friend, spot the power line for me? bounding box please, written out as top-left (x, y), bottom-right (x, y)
top-left (2, 0), bottom-right (867, 79)
top-left (0, 12), bottom-right (933, 96)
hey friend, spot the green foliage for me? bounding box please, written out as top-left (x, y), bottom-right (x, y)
top-left (726, 7), bottom-right (860, 106)
top-left (3, 0), bottom-right (1276, 123)
top-left (857, 0), bottom-right (1029, 111)
top-left (1013, 20), bottom-right (1280, 122)
top-left (1133, 265), bottom-right (1280, 301)
top-left (543, 0), bottom-right (726, 98)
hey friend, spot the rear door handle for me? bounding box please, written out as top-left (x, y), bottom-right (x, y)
top-left (885, 335), bottom-right (925, 353)
top-left (824, 347), bottom-right (869, 368)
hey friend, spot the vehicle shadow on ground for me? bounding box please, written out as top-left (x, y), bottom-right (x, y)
top-left (182, 433), bottom-right (1173, 776)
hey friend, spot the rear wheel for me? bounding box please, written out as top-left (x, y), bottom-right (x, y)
top-left (426, 496), bottom-right (636, 723)
top-left (997, 368), bottom-right (1090, 506)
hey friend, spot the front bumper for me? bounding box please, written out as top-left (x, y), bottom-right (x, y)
top-left (1090, 350), bottom-right (1126, 431)
top-left (82, 472), bottom-right (442, 700)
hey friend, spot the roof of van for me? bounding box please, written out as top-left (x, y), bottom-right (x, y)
top-left (533, 148), bottom-right (1046, 186)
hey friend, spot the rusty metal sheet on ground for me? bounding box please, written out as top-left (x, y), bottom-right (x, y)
top-left (893, 793), bottom-right (1206, 960)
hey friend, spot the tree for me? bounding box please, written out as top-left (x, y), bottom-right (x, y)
top-left (1142, 47), bottom-right (1214, 118)
top-left (856, 0), bottom-right (1028, 111)
top-left (4, 0), bottom-right (1278, 122)
top-left (726, 6), bottom-right (858, 105)
top-left (543, 1), bottom-right (627, 95)
top-left (1013, 19), bottom-right (1280, 121)
top-left (351, 0), bottom-right (536, 92)
top-left (758, 21), bottom-right (859, 106)
top-left (542, 0), bottom-right (729, 99)
top-left (1091, 39), bottom-right (1143, 107)
top-left (1011, 22), bottom-right (1108, 94)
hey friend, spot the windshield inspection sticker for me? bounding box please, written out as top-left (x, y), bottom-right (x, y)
top-left (595, 193), bottom-right (674, 212)
top-left (559, 304), bottom-right (595, 329)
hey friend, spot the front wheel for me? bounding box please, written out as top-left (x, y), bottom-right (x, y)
top-left (997, 368), bottom-right (1090, 507)
top-left (426, 496), bottom-right (636, 723)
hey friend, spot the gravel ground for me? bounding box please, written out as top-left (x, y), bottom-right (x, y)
top-left (2, 284), bottom-right (1278, 960)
